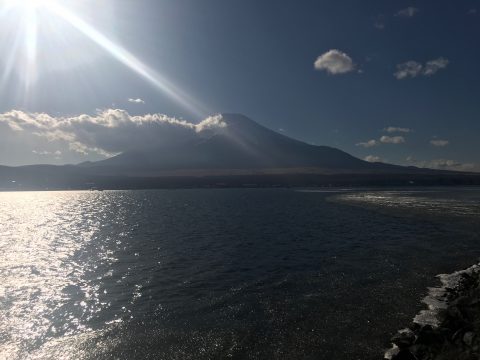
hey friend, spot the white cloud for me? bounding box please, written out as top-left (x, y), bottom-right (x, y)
top-left (357, 129), bottom-right (409, 148)
top-left (32, 150), bottom-right (62, 156)
top-left (406, 157), bottom-right (479, 172)
top-left (365, 155), bottom-right (383, 163)
top-left (32, 150), bottom-right (62, 160)
top-left (384, 126), bottom-right (412, 133)
top-left (396, 7), bottom-right (419, 18)
top-left (428, 159), bottom-right (477, 172)
top-left (0, 109), bottom-right (227, 157)
top-left (356, 139), bottom-right (378, 148)
top-left (314, 50), bottom-right (355, 75)
top-left (380, 135), bottom-right (406, 144)
top-left (394, 61), bottom-right (423, 79)
top-left (424, 58), bottom-right (449, 76)
top-left (394, 58), bottom-right (449, 79)
top-left (128, 98), bottom-right (145, 104)
top-left (430, 139), bottom-right (449, 147)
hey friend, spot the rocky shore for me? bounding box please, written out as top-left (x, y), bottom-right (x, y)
top-left (385, 263), bottom-right (480, 360)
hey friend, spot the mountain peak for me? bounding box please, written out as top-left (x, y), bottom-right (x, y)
top-left (218, 113), bottom-right (265, 129)
top-left (89, 113), bottom-right (404, 174)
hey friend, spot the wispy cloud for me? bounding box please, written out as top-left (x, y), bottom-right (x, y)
top-left (356, 140), bottom-right (378, 148)
top-left (380, 135), bottom-right (406, 144)
top-left (396, 7), bottom-right (419, 18)
top-left (423, 58), bottom-right (449, 76)
top-left (364, 155), bottom-right (383, 163)
top-left (384, 126), bottom-right (412, 133)
top-left (406, 157), bottom-right (479, 172)
top-left (314, 50), bottom-right (355, 75)
top-left (357, 128), bottom-right (410, 148)
top-left (430, 139), bottom-right (449, 147)
top-left (394, 61), bottom-right (423, 79)
top-left (32, 150), bottom-right (62, 157)
top-left (394, 58), bottom-right (449, 79)
top-left (128, 98), bottom-right (145, 104)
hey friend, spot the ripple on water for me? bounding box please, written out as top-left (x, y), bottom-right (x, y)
top-left (0, 191), bottom-right (132, 359)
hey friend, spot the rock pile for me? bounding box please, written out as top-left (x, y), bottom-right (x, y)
top-left (385, 264), bottom-right (480, 360)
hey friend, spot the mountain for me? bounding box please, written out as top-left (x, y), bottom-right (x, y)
top-left (1, 114), bottom-right (479, 190)
top-left (82, 114), bottom-right (407, 175)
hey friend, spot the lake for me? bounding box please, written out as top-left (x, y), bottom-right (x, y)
top-left (1, 188), bottom-right (479, 359)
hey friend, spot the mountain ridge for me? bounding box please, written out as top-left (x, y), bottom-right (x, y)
top-left (84, 113), bottom-right (406, 174)
top-left (1, 113), bottom-right (479, 190)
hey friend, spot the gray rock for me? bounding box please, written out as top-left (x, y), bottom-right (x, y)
top-left (392, 329), bottom-right (416, 349)
top-left (463, 331), bottom-right (475, 346)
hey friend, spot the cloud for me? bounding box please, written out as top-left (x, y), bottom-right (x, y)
top-left (406, 157), bottom-right (479, 172)
top-left (0, 109), bottom-right (227, 157)
top-left (356, 139), bottom-right (378, 148)
top-left (396, 7), bottom-right (419, 18)
top-left (424, 58), bottom-right (449, 76)
top-left (32, 150), bottom-right (62, 159)
top-left (314, 50), bottom-right (355, 75)
top-left (384, 126), bottom-right (412, 133)
top-left (380, 135), bottom-right (406, 144)
top-left (128, 98), bottom-right (145, 104)
top-left (365, 155), bottom-right (383, 163)
top-left (468, 9), bottom-right (477, 15)
top-left (430, 139), bottom-right (449, 147)
top-left (394, 58), bottom-right (449, 79)
top-left (394, 61), bottom-right (423, 79)
top-left (357, 129), bottom-right (409, 148)
top-left (33, 150), bottom-right (62, 156)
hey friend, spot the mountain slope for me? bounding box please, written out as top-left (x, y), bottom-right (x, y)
top-left (3, 113), bottom-right (478, 190)
top-left (85, 114), bottom-right (402, 174)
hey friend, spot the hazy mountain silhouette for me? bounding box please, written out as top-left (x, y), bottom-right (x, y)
top-left (1, 114), bottom-right (479, 190)
top-left (82, 114), bottom-right (405, 174)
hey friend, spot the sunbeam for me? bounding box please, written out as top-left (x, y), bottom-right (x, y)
top-left (24, 5), bottom-right (38, 91)
top-left (0, 0), bottom-right (209, 117)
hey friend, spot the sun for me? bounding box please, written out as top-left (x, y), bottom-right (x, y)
top-left (0, 0), bottom-right (207, 116)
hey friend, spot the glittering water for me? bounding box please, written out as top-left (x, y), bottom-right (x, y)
top-left (0, 188), bottom-right (479, 359)
top-left (334, 189), bottom-right (480, 219)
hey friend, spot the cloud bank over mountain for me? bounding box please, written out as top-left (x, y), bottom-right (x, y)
top-left (0, 110), bottom-right (226, 164)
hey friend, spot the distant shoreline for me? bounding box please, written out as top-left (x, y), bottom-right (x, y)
top-left (1, 171), bottom-right (480, 191)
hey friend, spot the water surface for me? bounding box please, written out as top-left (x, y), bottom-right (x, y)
top-left (1, 188), bottom-right (479, 359)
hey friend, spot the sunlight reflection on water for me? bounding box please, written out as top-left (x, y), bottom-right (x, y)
top-left (334, 190), bottom-right (480, 218)
top-left (0, 191), bottom-right (118, 359)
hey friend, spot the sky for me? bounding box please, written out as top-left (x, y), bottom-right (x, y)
top-left (0, 0), bottom-right (479, 171)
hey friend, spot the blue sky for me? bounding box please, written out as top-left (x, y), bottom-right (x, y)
top-left (0, 0), bottom-right (479, 171)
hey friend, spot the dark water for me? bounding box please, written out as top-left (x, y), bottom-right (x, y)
top-left (1, 188), bottom-right (480, 359)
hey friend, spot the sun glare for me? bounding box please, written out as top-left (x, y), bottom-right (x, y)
top-left (3, 0), bottom-right (52, 10)
top-left (0, 0), bottom-right (209, 117)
